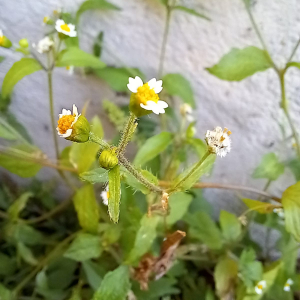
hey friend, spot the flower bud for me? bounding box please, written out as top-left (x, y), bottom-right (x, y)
top-left (99, 149), bottom-right (119, 170)
top-left (0, 36), bottom-right (12, 48)
top-left (65, 115), bottom-right (90, 143)
top-left (19, 38), bottom-right (29, 48)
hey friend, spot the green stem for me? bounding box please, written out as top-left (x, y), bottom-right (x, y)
top-left (278, 70), bottom-right (300, 158)
top-left (168, 151), bottom-right (211, 193)
top-left (119, 154), bottom-right (163, 194)
top-left (89, 132), bottom-right (110, 149)
top-left (117, 113), bottom-right (137, 155)
top-left (287, 37), bottom-right (300, 63)
top-left (158, 4), bottom-right (172, 77)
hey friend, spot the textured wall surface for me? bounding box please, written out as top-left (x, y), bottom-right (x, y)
top-left (1, 0), bottom-right (300, 217)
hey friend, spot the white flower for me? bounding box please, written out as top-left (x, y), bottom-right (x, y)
top-left (180, 103), bottom-right (194, 122)
top-left (284, 279), bottom-right (294, 292)
top-left (205, 127), bottom-right (232, 157)
top-left (101, 186), bottom-right (109, 206)
top-left (127, 76), bottom-right (168, 115)
top-left (35, 36), bottom-right (54, 53)
top-left (56, 104), bottom-right (80, 138)
top-left (255, 280), bottom-right (266, 295)
top-left (55, 19), bottom-right (77, 37)
top-left (66, 65), bottom-right (74, 75)
top-left (273, 208), bottom-right (285, 219)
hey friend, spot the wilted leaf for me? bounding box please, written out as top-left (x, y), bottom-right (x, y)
top-left (163, 73), bottom-right (195, 107)
top-left (64, 233), bottom-right (102, 261)
top-left (108, 165), bottom-right (121, 223)
top-left (2, 58), bottom-right (42, 98)
top-left (134, 132), bottom-right (173, 167)
top-left (127, 215), bottom-right (160, 264)
top-left (219, 210), bottom-right (241, 243)
top-left (17, 242), bottom-right (38, 266)
top-left (93, 265), bottom-right (130, 300)
top-left (242, 198), bottom-right (275, 214)
top-left (80, 168), bottom-right (108, 184)
top-left (206, 47), bottom-right (272, 81)
top-left (8, 192), bottom-right (33, 220)
top-left (173, 5), bottom-right (210, 20)
top-left (253, 153), bottom-right (285, 181)
top-left (73, 184), bottom-right (100, 233)
top-left (56, 47), bottom-right (105, 69)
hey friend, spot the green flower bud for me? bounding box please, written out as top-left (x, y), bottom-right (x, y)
top-left (129, 93), bottom-right (152, 117)
top-left (99, 149), bottom-right (119, 170)
top-left (0, 36), bottom-right (12, 48)
top-left (66, 115), bottom-right (90, 143)
top-left (19, 38), bottom-right (29, 48)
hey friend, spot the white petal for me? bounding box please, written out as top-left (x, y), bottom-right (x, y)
top-left (255, 286), bottom-right (262, 295)
top-left (56, 19), bottom-right (65, 26)
top-left (0, 30), bottom-right (3, 37)
top-left (140, 103), bottom-right (154, 111)
top-left (72, 104), bottom-right (78, 116)
top-left (284, 286), bottom-right (290, 292)
top-left (127, 76), bottom-right (143, 93)
top-left (58, 128), bottom-right (72, 138)
top-left (157, 100), bottom-right (168, 109)
top-left (287, 279), bottom-right (294, 285)
top-left (148, 78), bottom-right (163, 93)
top-left (68, 24), bottom-right (75, 31)
top-left (69, 30), bottom-right (77, 37)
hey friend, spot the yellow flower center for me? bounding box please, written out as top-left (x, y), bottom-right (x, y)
top-left (57, 115), bottom-right (75, 134)
top-left (0, 36), bottom-right (3, 45)
top-left (136, 83), bottom-right (159, 105)
top-left (66, 66), bottom-right (71, 70)
top-left (107, 191), bottom-right (110, 199)
top-left (257, 285), bottom-right (263, 290)
top-left (60, 24), bottom-right (70, 32)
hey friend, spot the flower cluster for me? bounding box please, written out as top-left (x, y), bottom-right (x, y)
top-left (205, 127), bottom-right (231, 157)
top-left (35, 36), bottom-right (54, 53)
top-left (255, 278), bottom-right (294, 294)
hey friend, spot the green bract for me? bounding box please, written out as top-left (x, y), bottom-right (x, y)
top-left (98, 149), bottom-right (119, 170)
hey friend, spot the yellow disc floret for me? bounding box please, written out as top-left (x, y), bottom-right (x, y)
top-left (60, 24), bottom-right (70, 32)
top-left (136, 83), bottom-right (159, 105)
top-left (57, 115), bottom-right (75, 134)
top-left (0, 36), bottom-right (3, 46)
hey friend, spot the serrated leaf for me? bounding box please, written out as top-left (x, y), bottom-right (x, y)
top-left (17, 242), bottom-right (38, 266)
top-left (167, 192), bottom-right (193, 225)
top-left (64, 233), bottom-right (102, 261)
top-left (173, 5), bottom-right (210, 20)
top-left (2, 58), bottom-right (42, 98)
top-left (134, 132), bottom-right (173, 166)
top-left (80, 168), bottom-right (108, 184)
top-left (219, 210), bottom-right (241, 243)
top-left (93, 265), bottom-right (130, 300)
top-left (185, 211), bottom-right (223, 250)
top-left (163, 73), bottom-right (195, 107)
top-left (242, 198), bottom-right (275, 214)
top-left (0, 144), bottom-right (42, 177)
top-left (94, 67), bottom-right (145, 92)
top-left (108, 165), bottom-right (121, 223)
top-left (282, 181), bottom-right (300, 241)
top-left (253, 153), bottom-right (285, 181)
top-left (214, 257), bottom-right (238, 298)
top-left (56, 47), bottom-right (105, 69)
top-left (126, 215), bottom-right (159, 264)
top-left (77, 0), bottom-right (120, 21)
top-left (73, 185), bottom-right (100, 233)
top-left (8, 191), bottom-right (33, 220)
top-left (206, 46), bottom-right (272, 81)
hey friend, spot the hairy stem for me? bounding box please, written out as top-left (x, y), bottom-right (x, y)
top-left (89, 132), bottom-right (110, 149)
top-left (119, 154), bottom-right (163, 193)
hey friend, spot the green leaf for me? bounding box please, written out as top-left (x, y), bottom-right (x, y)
top-left (173, 6), bottom-right (210, 20)
top-left (82, 260), bottom-right (103, 290)
top-left (187, 138), bottom-right (208, 158)
top-left (0, 252), bottom-right (16, 276)
top-left (186, 211), bottom-right (223, 250)
top-left (163, 73), bottom-right (195, 107)
top-left (167, 192), bottom-right (193, 225)
top-left (0, 123), bottom-right (17, 140)
top-left (239, 248), bottom-right (263, 287)
top-left (253, 153), bottom-right (285, 181)
top-left (214, 257), bottom-right (238, 298)
top-left (286, 61), bottom-right (300, 70)
top-left (288, 159), bottom-right (300, 181)
top-left (0, 284), bottom-right (13, 300)
top-left (64, 233), bottom-right (102, 261)
top-left (219, 210), bottom-right (241, 243)
top-left (77, 0), bottom-right (120, 22)
top-left (2, 58), bottom-right (42, 98)
top-left (56, 47), bottom-right (105, 69)
top-left (17, 242), bottom-right (38, 266)
top-left (8, 192), bottom-right (33, 220)
top-left (93, 265), bottom-right (130, 300)
top-left (73, 185), bottom-right (100, 233)
top-left (127, 215), bottom-right (159, 264)
top-left (242, 198), bottom-right (275, 214)
top-left (0, 144), bottom-right (42, 177)
top-left (93, 31), bottom-right (104, 58)
top-left (80, 168), bottom-right (108, 184)
top-left (206, 47), bottom-right (272, 81)
top-left (108, 165), bottom-right (121, 223)
top-left (0, 56), bottom-right (4, 63)
top-left (133, 132), bottom-right (173, 166)
top-left (94, 67), bottom-right (145, 92)
top-left (172, 154), bottom-right (215, 191)
top-left (70, 116), bottom-right (103, 173)
top-left (282, 181), bottom-right (300, 241)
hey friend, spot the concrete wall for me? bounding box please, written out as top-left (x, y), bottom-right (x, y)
top-left (1, 0), bottom-right (300, 215)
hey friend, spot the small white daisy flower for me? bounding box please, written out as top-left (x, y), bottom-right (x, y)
top-left (35, 36), bottom-right (54, 54)
top-left (180, 103), bottom-right (194, 122)
top-left (66, 65), bottom-right (74, 75)
top-left (284, 279), bottom-right (294, 292)
top-left (101, 186), bottom-right (109, 206)
top-left (205, 127), bottom-right (232, 157)
top-left (56, 104), bottom-right (80, 138)
top-left (255, 280), bottom-right (266, 295)
top-left (55, 19), bottom-right (77, 37)
top-left (273, 208), bottom-right (285, 219)
top-left (127, 76), bottom-right (168, 115)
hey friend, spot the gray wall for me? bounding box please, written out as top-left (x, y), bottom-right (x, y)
top-left (0, 0), bottom-right (299, 215)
